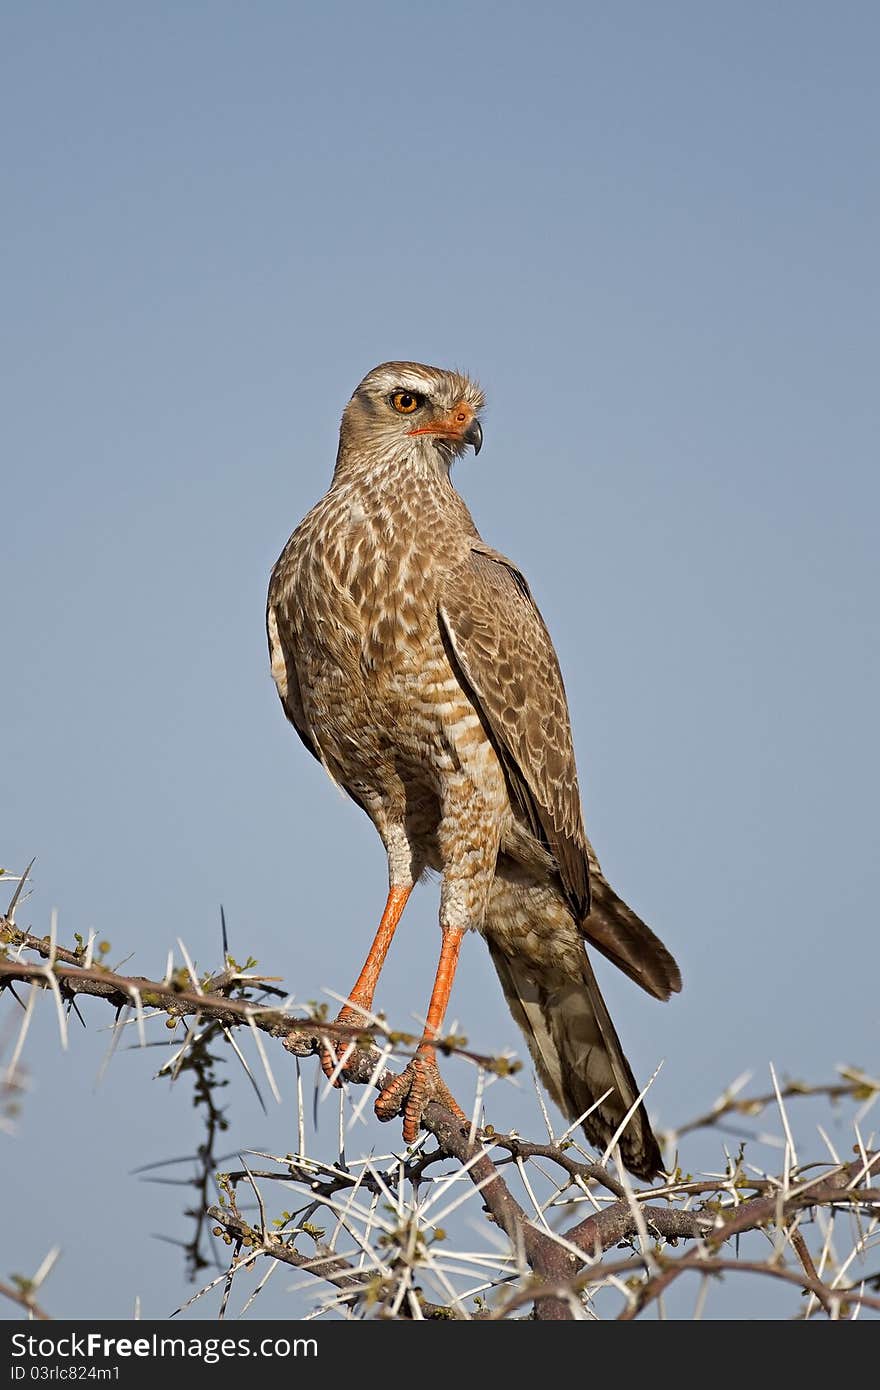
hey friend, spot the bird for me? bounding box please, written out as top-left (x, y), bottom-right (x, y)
top-left (266, 361), bottom-right (681, 1179)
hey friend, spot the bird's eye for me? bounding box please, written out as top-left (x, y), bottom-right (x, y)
top-left (391, 390), bottom-right (422, 414)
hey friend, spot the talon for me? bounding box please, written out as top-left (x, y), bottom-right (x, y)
top-left (374, 1047), bottom-right (466, 1142)
top-left (319, 1006), bottom-right (369, 1085)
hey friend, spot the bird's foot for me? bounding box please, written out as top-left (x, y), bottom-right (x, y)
top-left (374, 1044), bottom-right (466, 1144)
top-left (319, 1005), bottom-right (376, 1085)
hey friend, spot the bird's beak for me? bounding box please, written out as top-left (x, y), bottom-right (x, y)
top-left (408, 406), bottom-right (483, 455)
top-left (464, 418), bottom-right (483, 455)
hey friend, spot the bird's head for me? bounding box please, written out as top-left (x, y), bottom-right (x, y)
top-left (337, 361), bottom-right (485, 475)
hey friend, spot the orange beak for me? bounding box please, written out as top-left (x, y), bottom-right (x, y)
top-left (408, 403), bottom-right (483, 454)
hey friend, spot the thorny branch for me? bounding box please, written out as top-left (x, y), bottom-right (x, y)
top-left (2, 881), bottom-right (879, 1321)
top-left (0, 922), bottom-right (515, 1076)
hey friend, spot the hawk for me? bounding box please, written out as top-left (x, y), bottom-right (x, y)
top-left (267, 361), bottom-right (681, 1178)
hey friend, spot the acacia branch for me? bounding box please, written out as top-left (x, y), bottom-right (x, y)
top-left (1, 919), bottom-right (581, 1317)
top-left (4, 902), bottom-right (878, 1321)
top-left (617, 1253), bottom-right (880, 1321)
top-left (0, 920), bottom-right (514, 1075)
top-left (204, 1205), bottom-right (464, 1319)
top-left (668, 1070), bottom-right (879, 1142)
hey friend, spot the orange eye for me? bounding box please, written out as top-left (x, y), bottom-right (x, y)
top-left (391, 390), bottom-right (421, 414)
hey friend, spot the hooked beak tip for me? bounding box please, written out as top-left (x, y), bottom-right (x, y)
top-left (466, 419), bottom-right (483, 455)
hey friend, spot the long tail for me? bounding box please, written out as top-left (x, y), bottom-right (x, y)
top-left (486, 937), bottom-right (662, 1179)
top-left (484, 864), bottom-right (672, 1179)
top-left (581, 867), bottom-right (682, 1002)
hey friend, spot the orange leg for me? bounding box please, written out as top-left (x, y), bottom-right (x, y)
top-left (321, 884), bottom-right (412, 1082)
top-left (375, 925), bottom-right (468, 1142)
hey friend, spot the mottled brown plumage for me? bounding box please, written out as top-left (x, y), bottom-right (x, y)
top-left (267, 361), bottom-right (681, 1178)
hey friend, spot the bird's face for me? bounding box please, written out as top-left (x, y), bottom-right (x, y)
top-left (339, 361), bottom-right (485, 468)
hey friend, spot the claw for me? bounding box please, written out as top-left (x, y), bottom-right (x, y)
top-left (374, 1045), bottom-right (465, 1143)
top-left (320, 1006), bottom-right (370, 1085)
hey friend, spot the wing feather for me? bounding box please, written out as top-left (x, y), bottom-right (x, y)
top-left (439, 545), bottom-right (591, 919)
top-left (266, 597), bottom-right (322, 762)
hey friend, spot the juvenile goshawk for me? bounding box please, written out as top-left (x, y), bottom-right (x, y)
top-left (267, 361), bottom-right (680, 1179)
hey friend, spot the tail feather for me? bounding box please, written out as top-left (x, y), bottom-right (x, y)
top-left (487, 938), bottom-right (663, 1180)
top-left (582, 871), bottom-right (682, 1002)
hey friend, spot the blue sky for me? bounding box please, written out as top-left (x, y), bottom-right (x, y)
top-left (2, 2), bottom-right (878, 1320)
